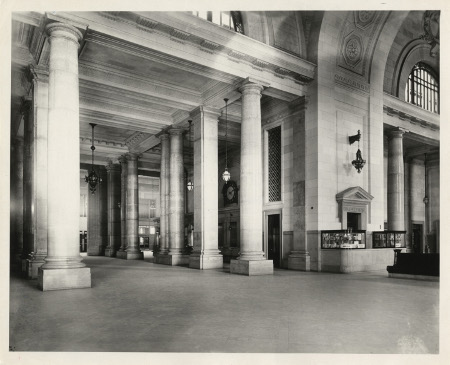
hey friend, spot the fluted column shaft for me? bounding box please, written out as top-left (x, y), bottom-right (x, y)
top-left (117, 156), bottom-right (128, 255)
top-left (11, 138), bottom-right (24, 265)
top-left (238, 83), bottom-right (265, 260)
top-left (189, 106), bottom-right (223, 270)
top-left (105, 162), bottom-right (121, 257)
top-left (159, 134), bottom-right (170, 255)
top-left (387, 130), bottom-right (405, 231)
top-left (38, 22), bottom-right (90, 290)
top-left (22, 98), bottom-right (34, 263)
top-left (125, 153), bottom-right (143, 260)
top-left (168, 128), bottom-right (185, 255)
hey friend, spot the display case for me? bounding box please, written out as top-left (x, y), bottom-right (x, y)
top-left (321, 230), bottom-right (366, 249)
top-left (372, 231), bottom-right (406, 248)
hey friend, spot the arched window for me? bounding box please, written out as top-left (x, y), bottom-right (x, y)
top-left (191, 11), bottom-right (244, 34)
top-left (405, 62), bottom-right (439, 113)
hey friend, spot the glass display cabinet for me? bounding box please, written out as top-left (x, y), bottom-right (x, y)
top-left (372, 231), bottom-right (406, 248)
top-left (321, 230), bottom-right (366, 249)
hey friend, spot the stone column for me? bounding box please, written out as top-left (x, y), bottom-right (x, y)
top-left (38, 22), bottom-right (91, 291)
top-left (387, 129), bottom-right (405, 232)
top-left (22, 98), bottom-right (34, 274)
top-left (427, 154), bottom-right (440, 253)
top-left (27, 67), bottom-right (50, 278)
top-left (288, 98), bottom-right (310, 271)
top-left (155, 134), bottom-right (170, 264)
top-left (231, 81), bottom-right (273, 275)
top-left (167, 128), bottom-right (187, 266)
top-left (10, 137), bottom-right (24, 269)
top-left (116, 155), bottom-right (128, 259)
top-left (105, 162), bottom-right (122, 257)
top-left (405, 159), bottom-right (412, 253)
top-left (125, 153), bottom-right (143, 260)
top-left (189, 106), bottom-right (223, 270)
top-left (87, 165), bottom-right (108, 256)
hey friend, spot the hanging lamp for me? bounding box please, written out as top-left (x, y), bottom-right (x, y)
top-left (222, 98), bottom-right (231, 182)
top-left (349, 130), bottom-right (366, 173)
top-left (85, 123), bottom-right (102, 194)
top-left (187, 120), bottom-right (194, 191)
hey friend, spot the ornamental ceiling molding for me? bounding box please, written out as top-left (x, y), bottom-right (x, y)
top-left (89, 12), bottom-right (315, 86)
top-left (337, 11), bottom-right (389, 82)
top-left (79, 137), bottom-right (127, 148)
top-left (125, 132), bottom-right (150, 148)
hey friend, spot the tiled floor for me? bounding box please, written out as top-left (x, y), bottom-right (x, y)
top-left (9, 254), bottom-right (439, 354)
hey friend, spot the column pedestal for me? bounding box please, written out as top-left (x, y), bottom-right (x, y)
top-left (230, 259), bottom-right (274, 276)
top-left (38, 267), bottom-right (91, 291)
top-left (288, 250), bottom-right (311, 271)
top-left (27, 253), bottom-right (46, 279)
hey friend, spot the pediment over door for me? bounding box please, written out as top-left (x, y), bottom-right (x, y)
top-left (336, 186), bottom-right (374, 229)
top-left (336, 186), bottom-right (374, 203)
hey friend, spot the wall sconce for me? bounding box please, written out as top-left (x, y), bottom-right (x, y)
top-left (349, 130), bottom-right (366, 173)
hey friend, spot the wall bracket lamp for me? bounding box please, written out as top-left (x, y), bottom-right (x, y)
top-left (349, 130), bottom-right (366, 173)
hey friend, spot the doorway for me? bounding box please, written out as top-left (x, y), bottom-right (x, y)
top-left (347, 212), bottom-right (361, 231)
top-left (412, 223), bottom-right (423, 253)
top-left (267, 214), bottom-right (281, 268)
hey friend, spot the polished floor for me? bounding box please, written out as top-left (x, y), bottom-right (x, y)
top-left (9, 253), bottom-right (439, 354)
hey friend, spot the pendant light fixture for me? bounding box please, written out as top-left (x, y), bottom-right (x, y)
top-left (187, 120), bottom-right (194, 191)
top-left (222, 98), bottom-right (231, 183)
top-left (85, 123), bottom-right (102, 194)
top-left (349, 130), bottom-right (366, 173)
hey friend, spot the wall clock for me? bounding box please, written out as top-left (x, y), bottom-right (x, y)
top-left (222, 180), bottom-right (238, 205)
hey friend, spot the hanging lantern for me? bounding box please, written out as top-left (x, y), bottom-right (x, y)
top-left (85, 123), bottom-right (102, 194)
top-left (222, 98), bottom-right (231, 183)
top-left (187, 120), bottom-right (194, 191)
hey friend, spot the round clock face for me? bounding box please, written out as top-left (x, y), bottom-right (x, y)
top-left (227, 185), bottom-right (235, 200)
top-left (222, 180), bottom-right (238, 205)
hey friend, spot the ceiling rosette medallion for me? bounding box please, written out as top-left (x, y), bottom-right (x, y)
top-left (342, 33), bottom-right (363, 68)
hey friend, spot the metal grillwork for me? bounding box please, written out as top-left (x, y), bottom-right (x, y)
top-left (405, 62), bottom-right (439, 113)
top-left (268, 126), bottom-right (282, 202)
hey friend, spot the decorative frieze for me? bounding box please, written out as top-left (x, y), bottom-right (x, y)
top-left (200, 40), bottom-right (221, 54)
top-left (136, 17), bottom-right (159, 32)
top-left (125, 132), bottom-right (147, 148)
top-left (80, 137), bottom-right (127, 148)
top-left (334, 73), bottom-right (369, 92)
top-left (170, 28), bottom-right (191, 43)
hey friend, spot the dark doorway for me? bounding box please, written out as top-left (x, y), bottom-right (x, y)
top-left (267, 214), bottom-right (281, 268)
top-left (347, 212), bottom-right (361, 231)
top-left (412, 223), bottom-right (423, 253)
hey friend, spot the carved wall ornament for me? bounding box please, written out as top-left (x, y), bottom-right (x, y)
top-left (355, 11), bottom-right (376, 29)
top-left (420, 11), bottom-right (440, 57)
top-left (343, 34), bottom-right (363, 67)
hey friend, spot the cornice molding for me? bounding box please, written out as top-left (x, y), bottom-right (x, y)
top-left (79, 137), bottom-right (127, 148)
top-left (383, 93), bottom-right (439, 132)
top-left (125, 132), bottom-right (149, 148)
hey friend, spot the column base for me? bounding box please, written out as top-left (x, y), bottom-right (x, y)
top-left (26, 257), bottom-right (46, 279)
top-left (288, 251), bottom-right (311, 271)
top-left (104, 248), bottom-right (116, 257)
top-left (38, 267), bottom-right (91, 291)
top-left (21, 259), bottom-right (29, 275)
top-left (155, 254), bottom-right (189, 266)
top-left (125, 251), bottom-right (144, 260)
top-left (189, 254), bottom-right (223, 270)
top-left (230, 259), bottom-right (273, 276)
top-left (116, 250), bottom-right (127, 259)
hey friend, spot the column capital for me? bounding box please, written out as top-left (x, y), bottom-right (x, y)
top-left (159, 133), bottom-right (170, 141)
top-left (239, 81), bottom-right (264, 96)
top-left (126, 152), bottom-right (141, 161)
top-left (388, 128), bottom-right (407, 139)
top-left (46, 22), bottom-right (83, 46)
top-left (190, 106), bottom-right (221, 123)
top-left (118, 155), bottom-right (128, 165)
top-left (105, 160), bottom-right (121, 172)
top-left (27, 65), bottom-right (49, 84)
top-left (168, 127), bottom-right (185, 136)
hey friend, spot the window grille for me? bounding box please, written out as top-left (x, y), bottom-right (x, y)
top-left (405, 62), bottom-right (439, 113)
top-left (191, 11), bottom-right (244, 34)
top-left (268, 126), bottom-right (282, 202)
